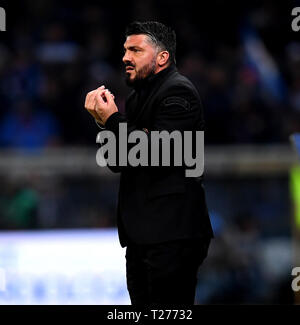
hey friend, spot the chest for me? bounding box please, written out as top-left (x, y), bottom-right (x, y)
top-left (125, 90), bottom-right (160, 128)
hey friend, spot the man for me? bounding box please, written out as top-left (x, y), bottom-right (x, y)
top-left (84, 21), bottom-right (214, 305)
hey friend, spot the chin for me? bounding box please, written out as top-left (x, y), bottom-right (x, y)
top-left (125, 74), bottom-right (136, 86)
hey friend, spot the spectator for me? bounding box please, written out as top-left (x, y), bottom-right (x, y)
top-left (0, 97), bottom-right (61, 150)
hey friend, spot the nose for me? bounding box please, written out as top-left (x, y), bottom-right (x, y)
top-left (122, 50), bottom-right (132, 64)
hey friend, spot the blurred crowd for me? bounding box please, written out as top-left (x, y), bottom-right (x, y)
top-left (0, 1), bottom-right (297, 304)
top-left (0, 0), bottom-right (299, 149)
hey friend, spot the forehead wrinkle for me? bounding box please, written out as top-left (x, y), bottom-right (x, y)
top-left (124, 35), bottom-right (154, 49)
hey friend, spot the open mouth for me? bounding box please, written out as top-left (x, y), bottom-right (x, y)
top-left (126, 66), bottom-right (135, 71)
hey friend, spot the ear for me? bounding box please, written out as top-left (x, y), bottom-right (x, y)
top-left (157, 51), bottom-right (170, 66)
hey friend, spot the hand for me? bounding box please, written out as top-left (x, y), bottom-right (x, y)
top-left (84, 86), bottom-right (117, 125)
top-left (94, 88), bottom-right (118, 125)
top-left (84, 86), bottom-right (105, 124)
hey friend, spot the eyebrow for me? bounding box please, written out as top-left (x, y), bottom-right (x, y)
top-left (124, 45), bottom-right (143, 51)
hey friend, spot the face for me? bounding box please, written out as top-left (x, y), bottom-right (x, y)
top-left (122, 34), bottom-right (158, 86)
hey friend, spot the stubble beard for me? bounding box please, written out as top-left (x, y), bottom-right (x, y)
top-left (125, 58), bottom-right (157, 88)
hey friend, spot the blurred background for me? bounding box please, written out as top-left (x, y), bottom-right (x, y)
top-left (0, 0), bottom-right (300, 304)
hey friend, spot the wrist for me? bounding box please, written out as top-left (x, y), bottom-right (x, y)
top-left (104, 111), bottom-right (120, 126)
top-left (95, 119), bottom-right (105, 129)
top-left (104, 111), bottom-right (125, 133)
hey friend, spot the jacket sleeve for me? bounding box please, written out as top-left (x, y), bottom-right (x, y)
top-left (101, 86), bottom-right (202, 173)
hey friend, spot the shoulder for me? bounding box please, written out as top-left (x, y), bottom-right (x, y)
top-left (155, 71), bottom-right (203, 114)
top-left (158, 70), bottom-right (201, 103)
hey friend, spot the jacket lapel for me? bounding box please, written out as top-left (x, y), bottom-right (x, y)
top-left (125, 90), bottom-right (138, 121)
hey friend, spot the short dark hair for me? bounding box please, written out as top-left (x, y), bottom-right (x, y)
top-left (125, 21), bottom-right (176, 64)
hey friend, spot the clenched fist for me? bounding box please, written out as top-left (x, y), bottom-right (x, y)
top-left (84, 85), bottom-right (118, 126)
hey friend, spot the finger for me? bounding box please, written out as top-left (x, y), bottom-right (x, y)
top-left (86, 105), bottom-right (101, 120)
top-left (93, 86), bottom-right (105, 101)
top-left (104, 90), bottom-right (114, 104)
top-left (86, 86), bottom-right (105, 108)
top-left (95, 90), bottom-right (106, 107)
top-left (96, 87), bottom-right (107, 96)
top-left (85, 91), bottom-right (93, 108)
top-left (86, 90), bottom-right (98, 109)
top-left (91, 87), bottom-right (105, 108)
top-left (97, 85), bottom-right (105, 92)
top-left (96, 88), bottom-right (108, 103)
top-left (107, 89), bottom-right (114, 99)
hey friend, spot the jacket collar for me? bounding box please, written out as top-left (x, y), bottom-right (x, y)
top-left (133, 62), bottom-right (177, 91)
top-left (147, 62), bottom-right (177, 84)
top-left (128, 62), bottom-right (177, 124)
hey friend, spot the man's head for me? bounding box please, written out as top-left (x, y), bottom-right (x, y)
top-left (123, 21), bottom-right (176, 87)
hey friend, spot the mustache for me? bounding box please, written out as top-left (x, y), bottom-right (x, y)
top-left (125, 63), bottom-right (135, 68)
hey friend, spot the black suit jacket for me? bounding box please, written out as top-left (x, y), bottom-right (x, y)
top-left (103, 63), bottom-right (214, 247)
